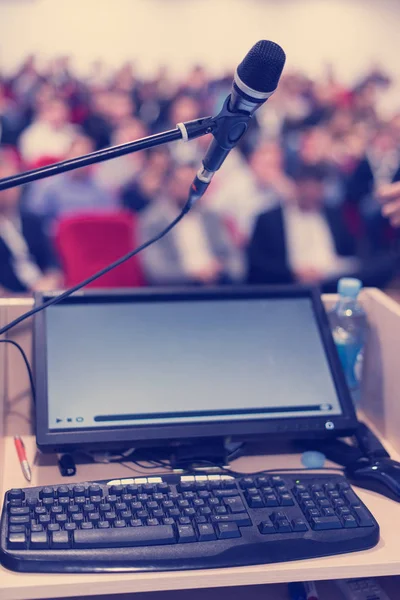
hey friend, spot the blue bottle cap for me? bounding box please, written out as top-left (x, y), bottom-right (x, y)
top-left (301, 451), bottom-right (326, 469)
top-left (337, 278), bottom-right (362, 299)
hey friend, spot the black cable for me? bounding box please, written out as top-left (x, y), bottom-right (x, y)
top-left (0, 339), bottom-right (36, 404)
top-left (0, 205), bottom-right (190, 337)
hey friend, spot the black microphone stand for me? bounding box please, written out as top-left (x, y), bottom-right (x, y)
top-left (0, 117), bottom-right (215, 192)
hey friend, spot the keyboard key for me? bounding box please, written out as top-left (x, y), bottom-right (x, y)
top-left (307, 509), bottom-right (320, 519)
top-left (259, 520), bottom-right (274, 534)
top-left (279, 494), bottom-right (294, 506)
top-left (343, 515), bottom-right (358, 528)
top-left (162, 518), bottom-right (175, 526)
top-left (212, 514), bottom-right (252, 527)
top-left (270, 511), bottom-right (287, 522)
top-left (341, 490), bottom-right (361, 506)
top-left (114, 520), bottom-right (126, 528)
top-left (40, 487), bottom-right (55, 499)
top-left (30, 531), bottom-right (49, 548)
top-left (110, 485), bottom-right (124, 495)
top-left (193, 499), bottom-right (205, 508)
top-left (240, 478), bottom-right (255, 489)
top-left (223, 496), bottom-right (246, 513)
top-left (264, 494), bottom-right (279, 507)
top-left (333, 499), bottom-right (345, 508)
top-left (50, 505), bottom-right (63, 515)
top-left (8, 532), bottom-right (27, 549)
top-left (147, 518), bottom-right (159, 526)
top-left (74, 525), bottom-right (176, 548)
top-left (10, 515), bottom-right (30, 525)
top-left (71, 515), bottom-right (84, 526)
top-left (9, 525), bottom-right (26, 533)
top-left (336, 507), bottom-right (351, 517)
top-left (223, 480), bottom-right (237, 490)
top-left (257, 477), bottom-right (270, 487)
top-left (195, 516), bottom-right (207, 524)
top-left (352, 506), bottom-right (375, 527)
top-left (275, 519), bottom-right (292, 533)
top-left (130, 519), bottom-right (142, 527)
top-left (51, 530), bottom-right (70, 549)
top-left (56, 514), bottom-right (68, 524)
top-left (293, 485), bottom-right (307, 494)
top-left (57, 486), bottom-right (70, 497)
top-left (310, 516), bottom-right (342, 530)
top-left (302, 500), bottom-right (317, 510)
top-left (216, 522), bottom-right (241, 539)
top-left (322, 508), bottom-right (336, 517)
top-left (247, 495), bottom-right (264, 508)
top-left (337, 482), bottom-right (350, 491)
top-left (208, 498), bottom-right (220, 506)
top-left (314, 492), bottom-right (327, 500)
top-left (65, 523), bottom-right (77, 531)
top-left (88, 512), bottom-right (100, 523)
top-left (291, 518), bottom-right (308, 532)
top-left (179, 517), bottom-right (191, 525)
top-left (324, 483), bottom-right (336, 492)
top-left (271, 476), bottom-right (285, 487)
top-left (99, 521), bottom-right (111, 528)
top-left (8, 489), bottom-right (25, 501)
top-left (30, 524), bottom-right (43, 532)
top-left (48, 523), bottom-right (60, 532)
top-left (73, 485), bottom-right (86, 497)
top-left (183, 508), bottom-right (196, 517)
top-left (104, 511), bottom-right (117, 522)
top-left (9, 506), bottom-right (30, 516)
top-left (246, 488), bottom-right (259, 497)
top-left (197, 523), bottom-right (216, 541)
top-left (178, 525), bottom-right (197, 543)
top-left (214, 507), bottom-right (228, 515)
top-left (214, 490), bottom-right (239, 498)
top-left (199, 507), bottom-right (212, 516)
top-left (311, 485), bottom-right (323, 492)
top-left (318, 499), bottom-right (331, 509)
top-left (89, 485), bottom-right (103, 496)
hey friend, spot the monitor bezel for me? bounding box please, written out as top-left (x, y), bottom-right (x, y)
top-left (34, 286), bottom-right (358, 452)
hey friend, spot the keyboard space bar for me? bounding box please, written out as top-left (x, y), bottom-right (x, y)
top-left (74, 526), bottom-right (176, 548)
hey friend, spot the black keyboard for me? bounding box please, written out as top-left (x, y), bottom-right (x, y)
top-left (0, 472), bottom-right (379, 573)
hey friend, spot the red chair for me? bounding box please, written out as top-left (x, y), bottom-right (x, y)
top-left (55, 212), bottom-right (146, 288)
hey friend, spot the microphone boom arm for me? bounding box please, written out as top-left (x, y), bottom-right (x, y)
top-left (0, 117), bottom-right (216, 192)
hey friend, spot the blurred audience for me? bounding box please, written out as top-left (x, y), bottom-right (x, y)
top-left (0, 147), bottom-right (61, 293)
top-left (0, 55), bottom-right (399, 292)
top-left (19, 98), bottom-right (77, 166)
top-left (248, 165), bottom-right (395, 290)
top-left (25, 135), bottom-right (117, 234)
top-left (140, 164), bottom-right (244, 285)
top-left (247, 165), bottom-right (358, 288)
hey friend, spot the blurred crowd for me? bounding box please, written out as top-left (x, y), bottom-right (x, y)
top-left (0, 55), bottom-right (399, 293)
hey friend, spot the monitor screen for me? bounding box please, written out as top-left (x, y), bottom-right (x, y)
top-left (34, 288), bottom-right (357, 451)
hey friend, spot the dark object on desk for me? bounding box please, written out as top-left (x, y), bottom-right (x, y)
top-left (0, 472), bottom-right (379, 573)
top-left (304, 422), bottom-right (400, 502)
top-left (58, 454), bottom-right (76, 477)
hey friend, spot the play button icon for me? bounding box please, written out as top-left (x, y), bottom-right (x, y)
top-left (56, 418), bottom-right (63, 423)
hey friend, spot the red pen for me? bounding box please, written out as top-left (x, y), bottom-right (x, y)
top-left (14, 436), bottom-right (32, 482)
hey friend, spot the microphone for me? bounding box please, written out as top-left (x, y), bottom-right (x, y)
top-left (188, 40), bottom-right (286, 205)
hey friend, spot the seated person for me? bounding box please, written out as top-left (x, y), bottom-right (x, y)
top-left (139, 164), bottom-right (244, 285)
top-left (0, 148), bottom-right (62, 293)
top-left (24, 134), bottom-right (118, 234)
top-left (247, 164), bottom-right (394, 290)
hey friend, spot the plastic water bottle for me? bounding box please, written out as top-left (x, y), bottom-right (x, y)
top-left (328, 278), bottom-right (368, 407)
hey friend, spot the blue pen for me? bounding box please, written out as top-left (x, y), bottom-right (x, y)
top-left (288, 582), bottom-right (307, 600)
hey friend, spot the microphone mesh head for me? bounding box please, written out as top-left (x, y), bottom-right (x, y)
top-left (237, 40), bottom-right (286, 93)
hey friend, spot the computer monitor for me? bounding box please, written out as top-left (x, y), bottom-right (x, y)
top-left (34, 287), bottom-right (358, 453)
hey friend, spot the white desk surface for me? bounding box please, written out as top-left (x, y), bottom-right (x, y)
top-left (1, 433), bottom-right (400, 600)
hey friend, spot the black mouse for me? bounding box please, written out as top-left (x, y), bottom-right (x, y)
top-left (346, 457), bottom-right (400, 502)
